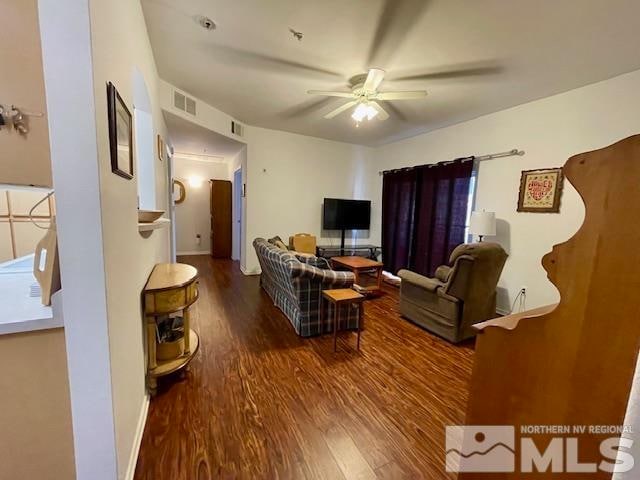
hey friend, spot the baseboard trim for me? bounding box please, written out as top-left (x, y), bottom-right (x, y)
top-left (124, 394), bottom-right (150, 480)
top-left (177, 250), bottom-right (210, 256)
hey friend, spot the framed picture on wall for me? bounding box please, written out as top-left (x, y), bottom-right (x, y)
top-left (517, 168), bottom-right (564, 213)
top-left (107, 82), bottom-right (134, 179)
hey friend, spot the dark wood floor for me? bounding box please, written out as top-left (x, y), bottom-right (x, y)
top-left (134, 256), bottom-right (474, 480)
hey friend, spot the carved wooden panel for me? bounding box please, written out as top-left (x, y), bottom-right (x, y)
top-left (459, 135), bottom-right (640, 479)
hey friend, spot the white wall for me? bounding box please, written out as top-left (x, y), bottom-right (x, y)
top-left (243, 127), bottom-right (374, 273)
top-left (366, 69), bottom-right (640, 313)
top-left (87, 0), bottom-right (171, 478)
top-left (173, 155), bottom-right (230, 255)
top-left (39, 0), bottom-right (117, 477)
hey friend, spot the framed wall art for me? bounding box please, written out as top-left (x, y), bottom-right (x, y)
top-left (517, 168), bottom-right (564, 213)
top-left (107, 82), bottom-right (134, 179)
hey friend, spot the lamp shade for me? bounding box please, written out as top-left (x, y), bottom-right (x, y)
top-left (469, 211), bottom-right (496, 237)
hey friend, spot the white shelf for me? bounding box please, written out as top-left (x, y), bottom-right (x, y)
top-left (138, 218), bottom-right (170, 232)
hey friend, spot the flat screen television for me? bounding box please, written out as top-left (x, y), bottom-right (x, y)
top-left (323, 198), bottom-right (371, 230)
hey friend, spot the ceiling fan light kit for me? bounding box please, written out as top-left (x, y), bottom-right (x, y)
top-left (352, 103), bottom-right (379, 123)
top-left (307, 68), bottom-right (428, 126)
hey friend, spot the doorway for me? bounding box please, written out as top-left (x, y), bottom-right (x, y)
top-left (232, 168), bottom-right (242, 261)
top-left (163, 111), bottom-right (245, 259)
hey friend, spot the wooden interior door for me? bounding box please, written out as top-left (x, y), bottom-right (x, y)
top-left (210, 180), bottom-right (232, 258)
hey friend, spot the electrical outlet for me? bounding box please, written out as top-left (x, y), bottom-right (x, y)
top-left (520, 286), bottom-right (527, 295)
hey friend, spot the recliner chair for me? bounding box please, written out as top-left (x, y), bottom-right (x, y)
top-left (398, 242), bottom-right (508, 343)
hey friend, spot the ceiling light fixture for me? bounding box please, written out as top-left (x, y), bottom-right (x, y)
top-left (351, 102), bottom-right (378, 123)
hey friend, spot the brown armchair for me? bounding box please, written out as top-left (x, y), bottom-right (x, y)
top-left (397, 242), bottom-right (508, 343)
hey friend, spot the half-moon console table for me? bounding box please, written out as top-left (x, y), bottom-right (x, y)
top-left (143, 263), bottom-right (200, 396)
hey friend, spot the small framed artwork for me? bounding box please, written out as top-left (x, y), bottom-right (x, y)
top-left (157, 134), bottom-right (165, 161)
top-left (107, 82), bottom-right (134, 179)
top-left (517, 168), bottom-right (564, 213)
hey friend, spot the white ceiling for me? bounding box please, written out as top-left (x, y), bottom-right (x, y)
top-left (144, 0), bottom-right (640, 146)
top-left (163, 111), bottom-right (245, 157)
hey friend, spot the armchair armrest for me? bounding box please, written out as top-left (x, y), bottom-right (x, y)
top-left (434, 265), bottom-right (452, 283)
top-left (398, 269), bottom-right (444, 292)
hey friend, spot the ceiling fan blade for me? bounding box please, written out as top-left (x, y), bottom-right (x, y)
top-left (391, 62), bottom-right (503, 82)
top-left (363, 68), bottom-right (385, 92)
top-left (324, 100), bottom-right (359, 119)
top-left (376, 91), bottom-right (427, 100)
top-left (367, 0), bottom-right (431, 66)
top-left (201, 44), bottom-right (342, 78)
top-left (279, 97), bottom-right (335, 119)
top-left (369, 101), bottom-right (389, 121)
top-left (307, 90), bottom-right (355, 98)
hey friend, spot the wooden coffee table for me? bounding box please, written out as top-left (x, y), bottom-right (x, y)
top-left (330, 256), bottom-right (384, 296)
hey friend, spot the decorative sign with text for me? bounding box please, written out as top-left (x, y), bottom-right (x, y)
top-left (517, 168), bottom-right (563, 213)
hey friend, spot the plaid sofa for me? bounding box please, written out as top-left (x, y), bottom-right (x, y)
top-left (253, 238), bottom-right (361, 337)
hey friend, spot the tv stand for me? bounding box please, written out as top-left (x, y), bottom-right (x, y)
top-left (316, 243), bottom-right (381, 260)
top-left (339, 229), bottom-right (346, 256)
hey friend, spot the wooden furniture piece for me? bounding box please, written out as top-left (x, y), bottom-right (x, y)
top-left (289, 233), bottom-right (316, 254)
top-left (316, 244), bottom-right (381, 260)
top-left (144, 263), bottom-right (200, 396)
top-left (330, 256), bottom-right (384, 296)
top-left (459, 135), bottom-right (640, 479)
top-left (321, 288), bottom-right (365, 352)
top-left (210, 179), bottom-right (232, 258)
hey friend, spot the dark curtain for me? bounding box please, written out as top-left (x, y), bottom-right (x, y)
top-left (412, 159), bottom-right (474, 276)
top-left (382, 158), bottom-right (474, 276)
top-left (381, 169), bottom-right (417, 274)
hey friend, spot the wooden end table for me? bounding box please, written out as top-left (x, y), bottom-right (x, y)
top-left (144, 263), bottom-right (200, 396)
top-left (330, 256), bottom-right (384, 296)
top-left (321, 288), bottom-right (365, 352)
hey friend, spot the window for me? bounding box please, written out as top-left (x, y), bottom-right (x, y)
top-left (0, 189), bottom-right (53, 263)
top-left (464, 163), bottom-right (479, 242)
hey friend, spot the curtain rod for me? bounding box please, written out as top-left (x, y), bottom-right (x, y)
top-left (378, 148), bottom-right (525, 175)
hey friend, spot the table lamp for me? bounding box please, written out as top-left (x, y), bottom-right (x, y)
top-left (469, 211), bottom-right (496, 242)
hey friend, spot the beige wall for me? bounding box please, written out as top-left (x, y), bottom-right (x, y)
top-left (366, 69), bottom-right (640, 313)
top-left (173, 155), bottom-right (230, 255)
top-left (244, 127), bottom-right (374, 273)
top-left (0, 328), bottom-right (75, 479)
top-left (0, 0), bottom-right (52, 187)
top-left (88, 0), bottom-right (171, 477)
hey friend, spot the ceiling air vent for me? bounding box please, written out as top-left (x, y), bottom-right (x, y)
top-left (174, 90), bottom-right (196, 116)
top-left (185, 97), bottom-right (196, 115)
top-left (231, 121), bottom-right (244, 137)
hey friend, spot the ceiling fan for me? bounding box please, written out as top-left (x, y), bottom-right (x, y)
top-left (307, 68), bottom-right (427, 123)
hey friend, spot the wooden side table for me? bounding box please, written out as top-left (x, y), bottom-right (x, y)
top-left (143, 263), bottom-right (200, 396)
top-left (321, 288), bottom-right (365, 352)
